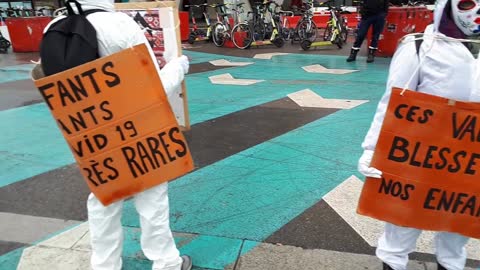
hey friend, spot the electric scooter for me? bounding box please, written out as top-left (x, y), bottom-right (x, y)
top-left (0, 31), bottom-right (11, 54)
top-left (185, 3), bottom-right (212, 44)
top-left (0, 13), bottom-right (10, 54)
top-left (300, 3), bottom-right (349, 50)
top-left (249, 0), bottom-right (285, 48)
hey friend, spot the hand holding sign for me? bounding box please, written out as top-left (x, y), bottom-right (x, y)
top-left (358, 150), bottom-right (382, 178)
top-left (170, 55), bottom-right (189, 74)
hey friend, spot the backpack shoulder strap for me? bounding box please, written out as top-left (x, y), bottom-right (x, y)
top-left (414, 33), bottom-right (423, 56)
top-left (83, 9), bottom-right (107, 16)
top-left (65, 0), bottom-right (106, 16)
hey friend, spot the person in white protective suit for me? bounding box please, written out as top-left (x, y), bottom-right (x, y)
top-left (44, 1), bottom-right (192, 270)
top-left (357, 0), bottom-right (480, 269)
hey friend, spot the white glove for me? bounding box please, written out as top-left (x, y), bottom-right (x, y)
top-left (358, 150), bottom-right (382, 178)
top-left (159, 55), bottom-right (188, 96)
top-left (169, 55), bottom-right (189, 75)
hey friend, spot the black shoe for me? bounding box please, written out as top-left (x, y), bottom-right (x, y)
top-left (383, 262), bottom-right (394, 270)
top-left (181, 255), bottom-right (192, 270)
top-left (437, 262), bottom-right (447, 270)
top-left (346, 48), bottom-right (359, 62)
top-left (367, 47), bottom-right (376, 63)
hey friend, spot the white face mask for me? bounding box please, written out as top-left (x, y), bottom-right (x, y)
top-left (451, 0), bottom-right (480, 36)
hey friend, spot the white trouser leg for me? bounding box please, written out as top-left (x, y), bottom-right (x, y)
top-left (376, 223), bottom-right (422, 270)
top-left (134, 183), bottom-right (182, 270)
top-left (87, 193), bottom-right (124, 270)
top-left (435, 232), bottom-right (469, 270)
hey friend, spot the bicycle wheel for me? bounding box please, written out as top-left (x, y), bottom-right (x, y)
top-left (232, 23), bottom-right (253, 49)
top-left (264, 23), bottom-right (274, 39)
top-left (339, 18), bottom-right (348, 43)
top-left (296, 20), bottom-right (317, 42)
top-left (300, 39), bottom-right (311, 50)
top-left (252, 21), bottom-right (266, 41)
top-left (187, 32), bottom-right (196, 44)
top-left (272, 37), bottom-right (285, 48)
top-left (280, 18), bottom-right (291, 40)
top-left (0, 38), bottom-right (10, 49)
top-left (323, 25), bottom-right (332, 41)
top-left (334, 32), bottom-right (343, 49)
top-left (340, 28), bottom-right (348, 44)
top-left (212, 22), bottom-right (227, 47)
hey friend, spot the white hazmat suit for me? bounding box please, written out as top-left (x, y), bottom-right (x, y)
top-left (44, 1), bottom-right (190, 270)
top-left (358, 0), bottom-right (479, 269)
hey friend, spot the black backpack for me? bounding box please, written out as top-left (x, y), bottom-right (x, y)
top-left (40, 0), bottom-right (105, 76)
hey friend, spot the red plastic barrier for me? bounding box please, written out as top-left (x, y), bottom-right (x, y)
top-left (224, 18), bottom-right (236, 48)
top-left (6, 16), bottom-right (52, 52)
top-left (313, 14), bottom-right (329, 28)
top-left (179, 11), bottom-right (190, 41)
top-left (375, 7), bottom-right (433, 57)
top-left (344, 13), bottom-right (361, 29)
top-left (284, 15), bottom-right (301, 29)
top-left (288, 12), bottom-right (359, 29)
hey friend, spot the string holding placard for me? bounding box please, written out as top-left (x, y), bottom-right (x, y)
top-left (399, 33), bottom-right (480, 96)
top-left (399, 34), bottom-right (435, 96)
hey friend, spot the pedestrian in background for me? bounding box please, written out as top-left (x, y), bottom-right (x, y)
top-left (346, 0), bottom-right (389, 63)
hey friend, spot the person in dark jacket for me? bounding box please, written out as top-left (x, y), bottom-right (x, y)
top-left (346, 0), bottom-right (389, 63)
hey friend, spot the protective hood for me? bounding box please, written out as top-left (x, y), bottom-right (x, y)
top-left (433, 0), bottom-right (449, 32)
top-left (67, 0), bottom-right (115, 12)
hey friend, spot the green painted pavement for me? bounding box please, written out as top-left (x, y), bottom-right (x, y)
top-left (116, 227), bottom-right (256, 270)
top-left (184, 51), bottom-right (258, 64)
top-left (0, 51), bottom-right (391, 269)
top-left (0, 248), bottom-right (26, 270)
top-left (119, 52), bottom-right (390, 268)
top-left (0, 64), bottom-right (35, 84)
top-left (0, 103), bottom-right (74, 187)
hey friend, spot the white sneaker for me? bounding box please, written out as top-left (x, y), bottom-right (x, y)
top-left (180, 255), bottom-right (192, 270)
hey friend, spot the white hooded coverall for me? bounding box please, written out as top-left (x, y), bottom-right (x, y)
top-left (44, 1), bottom-right (186, 269)
top-left (360, 0), bottom-right (476, 269)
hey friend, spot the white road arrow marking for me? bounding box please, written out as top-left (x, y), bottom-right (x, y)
top-left (17, 223), bottom-right (90, 270)
top-left (288, 89), bottom-right (368, 109)
top-left (17, 246), bottom-right (91, 270)
top-left (302, 64), bottom-right (358, 74)
top-left (0, 212), bottom-right (80, 244)
top-left (323, 176), bottom-right (480, 260)
top-left (209, 59), bottom-right (254, 66)
top-left (209, 73), bottom-right (264, 86)
top-left (253, 53), bottom-right (290, 60)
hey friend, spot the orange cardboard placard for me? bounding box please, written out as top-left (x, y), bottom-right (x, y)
top-left (357, 88), bottom-right (480, 238)
top-left (32, 44), bottom-right (194, 206)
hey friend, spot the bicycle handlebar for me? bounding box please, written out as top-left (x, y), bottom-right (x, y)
top-left (184, 4), bottom-right (207, 7)
top-left (279, 10), bottom-right (294, 16)
top-left (263, 0), bottom-right (280, 6)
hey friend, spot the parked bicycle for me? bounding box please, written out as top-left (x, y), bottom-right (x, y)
top-left (247, 0), bottom-right (285, 48)
top-left (0, 29), bottom-right (11, 54)
top-left (278, 10), bottom-right (295, 41)
top-left (300, 0), bottom-right (349, 50)
top-left (322, 3), bottom-right (350, 44)
top-left (211, 3), bottom-right (253, 49)
top-left (53, 7), bottom-right (67, 17)
top-left (291, 0), bottom-right (317, 44)
top-left (185, 3), bottom-right (212, 44)
top-left (230, 4), bottom-right (254, 49)
top-left (248, 2), bottom-right (268, 42)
